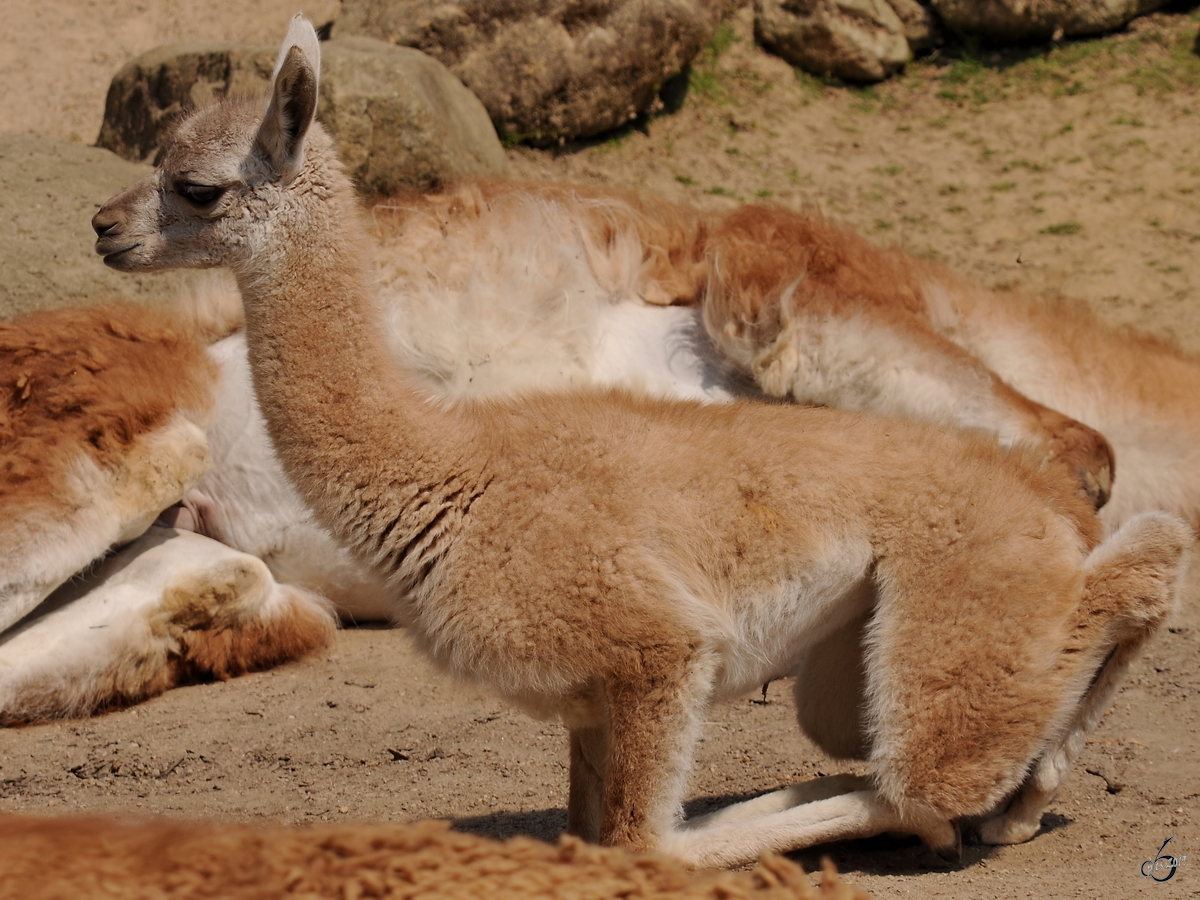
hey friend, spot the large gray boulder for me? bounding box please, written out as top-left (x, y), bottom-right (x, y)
top-left (754, 0), bottom-right (926, 82)
top-left (0, 134), bottom-right (184, 322)
top-left (930, 0), bottom-right (1170, 42)
top-left (337, 0), bottom-right (725, 142)
top-left (96, 37), bottom-right (507, 195)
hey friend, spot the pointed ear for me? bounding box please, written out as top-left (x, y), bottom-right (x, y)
top-left (256, 15), bottom-right (320, 177)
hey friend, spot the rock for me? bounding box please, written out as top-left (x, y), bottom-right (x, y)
top-left (889, 0), bottom-right (939, 53)
top-left (0, 134), bottom-right (185, 321)
top-left (337, 0), bottom-right (725, 142)
top-left (96, 37), bottom-right (507, 194)
top-left (930, 0), bottom-right (1171, 43)
top-left (95, 44), bottom-right (274, 165)
top-left (754, 0), bottom-right (914, 81)
top-left (320, 37), bottom-right (508, 194)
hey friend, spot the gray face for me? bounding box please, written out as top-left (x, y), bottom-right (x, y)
top-left (92, 100), bottom-right (281, 274)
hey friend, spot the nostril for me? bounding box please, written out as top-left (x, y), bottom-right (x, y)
top-left (92, 209), bottom-right (120, 238)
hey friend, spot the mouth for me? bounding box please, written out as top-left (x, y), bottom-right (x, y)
top-left (97, 242), bottom-right (140, 267)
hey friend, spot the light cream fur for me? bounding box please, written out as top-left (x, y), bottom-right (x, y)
top-left (0, 415), bottom-right (208, 634)
top-left (91, 17), bottom-right (1195, 868)
top-left (0, 527), bottom-right (334, 724)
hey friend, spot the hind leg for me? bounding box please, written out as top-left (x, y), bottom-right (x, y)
top-left (0, 416), bottom-right (209, 633)
top-left (793, 608), bottom-right (872, 761)
top-left (978, 643), bottom-right (1128, 844)
top-left (664, 786), bottom-right (958, 869)
top-left (979, 512), bottom-right (1189, 844)
top-left (0, 528), bottom-right (334, 724)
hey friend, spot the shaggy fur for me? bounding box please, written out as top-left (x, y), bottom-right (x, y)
top-left (0, 814), bottom-right (866, 900)
top-left (0, 527), bottom-right (334, 725)
top-left (91, 18), bottom-right (1193, 868)
top-left (0, 304), bottom-right (215, 631)
top-left (0, 300), bottom-right (335, 721)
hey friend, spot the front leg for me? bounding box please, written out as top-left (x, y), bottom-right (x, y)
top-left (596, 648), bottom-right (716, 852)
top-left (567, 724), bottom-right (608, 843)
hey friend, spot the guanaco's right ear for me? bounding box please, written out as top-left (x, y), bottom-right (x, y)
top-left (256, 14), bottom-right (320, 178)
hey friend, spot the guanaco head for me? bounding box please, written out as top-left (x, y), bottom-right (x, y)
top-left (92, 15), bottom-right (323, 275)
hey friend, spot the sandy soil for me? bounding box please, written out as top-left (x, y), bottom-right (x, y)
top-left (1, 2), bottom-right (1198, 897)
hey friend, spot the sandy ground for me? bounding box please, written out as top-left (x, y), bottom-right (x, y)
top-left (1, 1), bottom-right (1199, 897)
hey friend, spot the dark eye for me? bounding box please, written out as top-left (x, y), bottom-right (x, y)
top-left (176, 182), bottom-right (225, 206)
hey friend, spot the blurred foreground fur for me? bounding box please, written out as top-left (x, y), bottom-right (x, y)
top-left (0, 814), bottom-right (868, 900)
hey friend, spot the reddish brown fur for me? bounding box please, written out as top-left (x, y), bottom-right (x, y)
top-left (0, 303), bottom-right (215, 518)
top-left (0, 814), bottom-right (867, 900)
top-left (706, 205), bottom-right (931, 342)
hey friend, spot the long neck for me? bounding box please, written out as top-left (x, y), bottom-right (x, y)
top-left (234, 154), bottom-right (488, 587)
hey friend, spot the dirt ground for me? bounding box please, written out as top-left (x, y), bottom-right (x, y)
top-left (1, 1), bottom-right (1199, 897)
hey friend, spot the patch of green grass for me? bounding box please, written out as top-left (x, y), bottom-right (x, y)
top-left (688, 22), bottom-right (739, 104)
top-left (588, 127), bottom-right (633, 156)
top-left (874, 220), bottom-right (895, 231)
top-left (893, 15), bottom-right (1200, 110)
top-left (1067, 155), bottom-right (1084, 164)
top-left (947, 204), bottom-right (968, 214)
top-left (708, 185), bottom-right (733, 196)
top-left (675, 174), bottom-right (695, 186)
top-left (1148, 259), bottom-right (1183, 273)
top-left (850, 85), bottom-right (879, 114)
top-left (690, 69), bottom-right (727, 103)
top-left (938, 183), bottom-right (965, 195)
top-left (725, 146), bottom-right (740, 155)
top-left (895, 123), bottom-right (912, 133)
top-left (755, 189), bottom-right (773, 199)
top-left (990, 181), bottom-right (1017, 192)
top-left (793, 68), bottom-right (831, 101)
top-left (708, 22), bottom-right (737, 56)
top-left (1003, 158), bottom-right (1047, 173)
top-left (871, 164), bottom-right (904, 176)
top-left (1041, 221), bottom-right (1083, 235)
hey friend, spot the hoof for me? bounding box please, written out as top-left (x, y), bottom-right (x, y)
top-left (922, 821), bottom-right (962, 867)
top-left (1037, 412), bottom-right (1115, 510)
top-left (976, 811), bottom-right (1040, 846)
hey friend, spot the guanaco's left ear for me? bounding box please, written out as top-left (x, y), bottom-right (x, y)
top-left (256, 14), bottom-right (320, 178)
